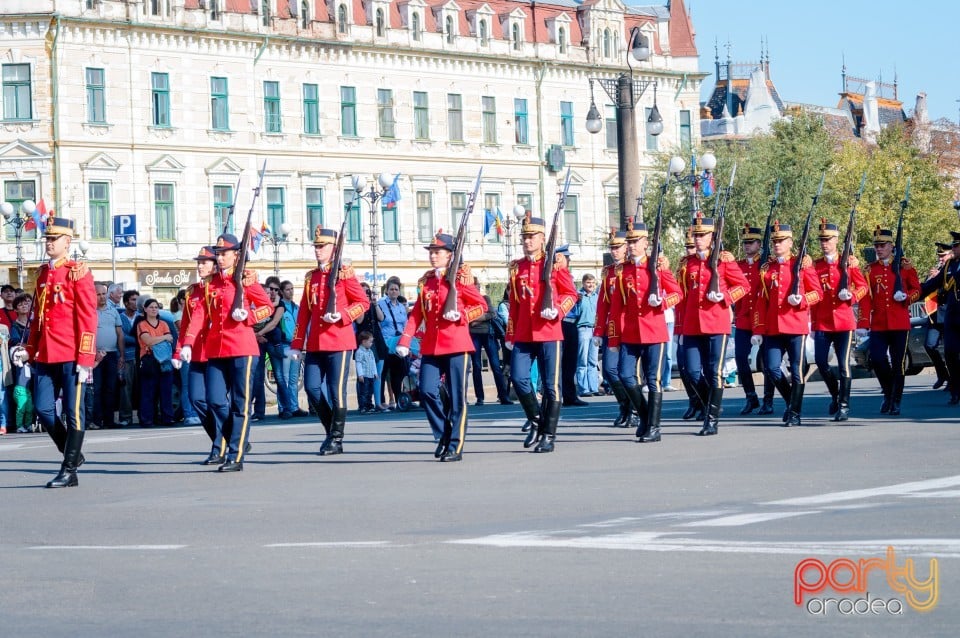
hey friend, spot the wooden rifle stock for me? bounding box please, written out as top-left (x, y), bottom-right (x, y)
top-left (442, 168), bottom-right (483, 316)
top-left (540, 168), bottom-right (572, 313)
top-left (838, 172), bottom-right (867, 292)
top-left (324, 216), bottom-right (349, 317)
top-left (230, 160), bottom-right (267, 315)
top-left (789, 171), bottom-right (826, 297)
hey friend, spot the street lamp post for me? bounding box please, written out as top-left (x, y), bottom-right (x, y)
top-left (71, 240), bottom-right (90, 263)
top-left (267, 222), bottom-right (291, 276)
top-left (0, 199), bottom-right (37, 290)
top-left (585, 27), bottom-right (663, 228)
top-left (352, 173), bottom-right (394, 291)
top-left (666, 152), bottom-right (718, 215)
top-left (503, 204), bottom-right (527, 262)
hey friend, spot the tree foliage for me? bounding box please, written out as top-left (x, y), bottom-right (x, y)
top-left (642, 111), bottom-right (953, 271)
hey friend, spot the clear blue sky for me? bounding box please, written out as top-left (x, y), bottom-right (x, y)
top-left (680, 0), bottom-right (959, 123)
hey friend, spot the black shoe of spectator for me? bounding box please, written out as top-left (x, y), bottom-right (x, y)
top-left (279, 411), bottom-right (293, 420)
top-left (293, 409), bottom-right (309, 417)
top-left (498, 398), bottom-right (515, 405)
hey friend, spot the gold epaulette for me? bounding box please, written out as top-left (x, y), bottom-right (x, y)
top-left (457, 263), bottom-right (473, 285)
top-left (339, 263), bottom-right (355, 279)
top-left (801, 255), bottom-right (813, 269)
top-left (68, 261), bottom-right (90, 281)
top-left (720, 250), bottom-right (735, 263)
top-left (901, 257), bottom-right (914, 270)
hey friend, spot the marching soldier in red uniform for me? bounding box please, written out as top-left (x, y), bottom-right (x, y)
top-left (752, 221), bottom-right (822, 426)
top-left (857, 227), bottom-right (922, 415)
top-left (811, 220), bottom-right (868, 421)
top-left (677, 214), bottom-right (750, 436)
top-left (395, 231), bottom-right (486, 461)
top-left (11, 218), bottom-right (97, 488)
top-left (674, 231), bottom-right (703, 421)
top-left (174, 246), bottom-right (222, 462)
top-left (606, 220), bottom-right (682, 442)
top-left (179, 233), bottom-right (272, 472)
top-left (733, 224), bottom-right (772, 415)
top-left (506, 214), bottom-right (578, 453)
top-left (289, 225), bottom-right (369, 456)
top-left (592, 229), bottom-right (631, 427)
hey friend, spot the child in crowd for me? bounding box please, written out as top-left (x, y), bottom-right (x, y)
top-left (355, 331), bottom-right (378, 414)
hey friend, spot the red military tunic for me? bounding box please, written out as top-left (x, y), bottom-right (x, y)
top-left (291, 263), bottom-right (369, 353)
top-left (810, 256), bottom-right (868, 332)
top-left (506, 253), bottom-right (578, 343)
top-left (176, 281), bottom-right (209, 363)
top-left (26, 258), bottom-right (98, 367)
top-left (398, 267), bottom-right (486, 356)
top-left (734, 257), bottom-right (762, 331)
top-left (593, 262), bottom-right (624, 340)
top-left (858, 259), bottom-right (922, 332)
top-left (753, 256), bottom-right (823, 336)
top-left (182, 269), bottom-right (272, 358)
top-left (676, 251), bottom-right (750, 336)
top-left (607, 258), bottom-right (682, 347)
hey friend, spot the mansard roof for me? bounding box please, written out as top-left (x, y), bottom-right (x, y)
top-left (704, 76), bottom-right (785, 121)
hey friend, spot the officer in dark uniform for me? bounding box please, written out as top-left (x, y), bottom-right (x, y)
top-left (674, 230), bottom-right (703, 421)
top-left (733, 224), bottom-right (766, 414)
top-left (923, 242), bottom-right (953, 392)
top-left (396, 231), bottom-right (487, 461)
top-left (857, 227), bottom-right (922, 415)
top-left (556, 245), bottom-right (587, 407)
top-left (920, 232), bottom-right (960, 405)
top-left (289, 225), bottom-right (369, 455)
top-left (180, 233), bottom-right (272, 472)
top-left (11, 218), bottom-right (98, 488)
top-left (505, 213), bottom-right (578, 453)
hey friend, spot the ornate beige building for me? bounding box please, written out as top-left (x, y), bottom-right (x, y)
top-left (0, 0), bottom-right (703, 298)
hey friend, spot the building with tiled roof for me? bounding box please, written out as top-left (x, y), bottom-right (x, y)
top-left (0, 0), bottom-right (705, 295)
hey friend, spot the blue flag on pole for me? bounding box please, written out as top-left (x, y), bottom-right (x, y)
top-left (381, 174), bottom-right (402, 208)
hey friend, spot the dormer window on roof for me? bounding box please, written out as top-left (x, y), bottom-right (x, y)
top-left (412, 12), bottom-right (421, 40)
top-left (479, 19), bottom-right (488, 46)
top-left (337, 2), bottom-right (349, 34)
top-left (501, 7), bottom-right (526, 53)
top-left (299, 0), bottom-right (311, 28)
top-left (445, 15), bottom-right (455, 43)
top-left (376, 8), bottom-right (386, 37)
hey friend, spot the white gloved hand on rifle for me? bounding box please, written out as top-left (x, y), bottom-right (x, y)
top-left (322, 312), bottom-right (341, 324)
top-left (837, 288), bottom-right (853, 301)
top-left (231, 308), bottom-right (248, 322)
top-left (787, 294), bottom-right (803, 306)
top-left (751, 335), bottom-right (763, 347)
top-left (180, 345), bottom-right (192, 364)
top-left (443, 310), bottom-right (461, 322)
top-left (706, 291), bottom-right (724, 303)
top-left (395, 345), bottom-right (410, 358)
top-left (77, 365), bottom-right (92, 385)
top-left (893, 290), bottom-right (908, 302)
top-left (10, 346), bottom-right (28, 368)
top-left (540, 307), bottom-right (558, 320)
top-left (647, 294), bottom-right (662, 307)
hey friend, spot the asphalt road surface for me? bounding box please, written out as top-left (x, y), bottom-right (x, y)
top-left (1, 375), bottom-right (957, 637)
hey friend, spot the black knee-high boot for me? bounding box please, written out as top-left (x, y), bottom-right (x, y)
top-left (47, 429), bottom-right (84, 488)
top-left (640, 392), bottom-right (663, 442)
top-left (833, 376), bottom-right (852, 422)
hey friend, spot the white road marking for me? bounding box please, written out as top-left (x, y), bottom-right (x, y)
top-left (764, 475), bottom-right (960, 506)
top-left (678, 511), bottom-right (820, 527)
top-left (902, 490), bottom-right (960, 499)
top-left (449, 533), bottom-right (960, 557)
top-left (263, 541), bottom-right (392, 548)
top-left (30, 545), bottom-right (186, 550)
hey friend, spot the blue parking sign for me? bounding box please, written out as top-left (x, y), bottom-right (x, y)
top-left (113, 215), bottom-right (137, 247)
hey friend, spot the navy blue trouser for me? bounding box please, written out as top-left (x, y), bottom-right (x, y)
top-left (206, 356), bottom-right (255, 462)
top-left (303, 350), bottom-right (351, 416)
top-left (734, 328), bottom-right (758, 395)
top-left (560, 321), bottom-right (580, 401)
top-left (33, 361), bottom-right (84, 433)
top-left (420, 353), bottom-right (469, 453)
top-left (814, 330), bottom-right (853, 379)
top-left (682, 334), bottom-right (729, 390)
top-left (764, 334), bottom-right (807, 386)
top-left (602, 336), bottom-right (622, 384)
top-left (868, 330), bottom-right (909, 379)
top-left (619, 342), bottom-right (666, 393)
top-left (511, 341), bottom-right (560, 402)
top-left (470, 333), bottom-right (508, 402)
top-left (190, 361), bottom-right (222, 455)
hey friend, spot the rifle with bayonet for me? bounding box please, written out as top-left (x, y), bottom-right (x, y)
top-left (759, 178), bottom-right (781, 264)
top-left (324, 190), bottom-right (356, 316)
top-left (635, 175), bottom-right (648, 224)
top-left (230, 160), bottom-right (267, 316)
top-left (222, 173), bottom-right (243, 235)
top-left (892, 178), bottom-right (911, 295)
top-left (541, 167), bottom-right (573, 313)
top-left (443, 168), bottom-right (483, 315)
top-left (707, 163), bottom-right (737, 296)
top-left (789, 171), bottom-right (826, 297)
top-left (648, 175), bottom-right (667, 297)
top-left (837, 172), bottom-right (867, 293)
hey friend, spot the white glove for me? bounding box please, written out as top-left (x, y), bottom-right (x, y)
top-left (540, 307), bottom-right (558, 320)
top-left (232, 308), bottom-right (248, 322)
top-left (787, 294), bottom-right (803, 306)
top-left (837, 288), bottom-right (853, 301)
top-left (893, 290), bottom-right (907, 302)
top-left (647, 294), bottom-right (662, 307)
top-left (171, 359), bottom-right (182, 370)
top-left (322, 312), bottom-right (341, 324)
top-left (10, 346), bottom-right (28, 367)
top-left (751, 335), bottom-right (763, 346)
top-left (855, 328), bottom-right (869, 339)
top-left (77, 365), bottom-right (92, 385)
top-left (180, 345), bottom-right (192, 364)
top-left (706, 291), bottom-right (724, 303)
top-left (443, 310), bottom-right (461, 322)
top-left (288, 349), bottom-right (301, 360)
top-left (504, 341), bottom-right (514, 351)
top-left (395, 345), bottom-right (410, 358)
top-left (592, 336), bottom-right (602, 348)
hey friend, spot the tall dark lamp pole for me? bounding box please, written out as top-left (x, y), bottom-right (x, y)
top-left (0, 199), bottom-right (36, 290)
top-left (267, 222), bottom-right (291, 276)
top-left (585, 27), bottom-right (663, 228)
top-left (353, 173), bottom-right (394, 291)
